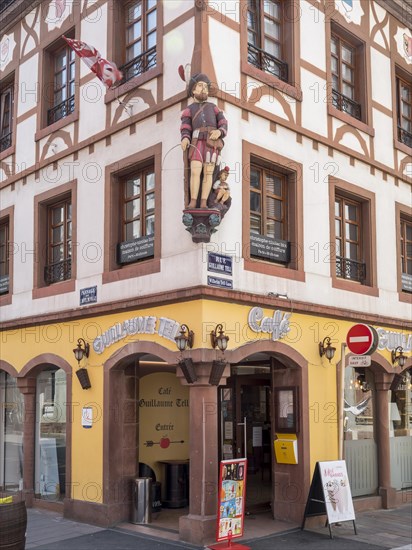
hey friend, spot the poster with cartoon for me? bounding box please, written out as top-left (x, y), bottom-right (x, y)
top-left (319, 460), bottom-right (355, 524)
top-left (216, 459), bottom-right (247, 543)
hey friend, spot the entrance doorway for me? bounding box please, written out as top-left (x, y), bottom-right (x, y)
top-left (219, 365), bottom-right (272, 512)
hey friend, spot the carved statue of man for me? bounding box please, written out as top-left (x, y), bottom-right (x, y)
top-left (180, 73), bottom-right (228, 209)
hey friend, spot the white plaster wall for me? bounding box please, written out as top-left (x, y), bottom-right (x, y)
top-left (373, 110), bottom-right (396, 169)
top-left (15, 117), bottom-right (36, 169)
top-left (77, 80), bottom-right (107, 141)
top-left (10, 182), bottom-right (34, 295)
top-left (163, 0), bottom-right (194, 27)
top-left (370, 1), bottom-right (390, 49)
top-left (76, 152), bottom-right (104, 279)
top-left (209, 0), bottom-right (240, 23)
top-left (301, 69), bottom-right (328, 136)
top-left (209, 18), bottom-right (241, 99)
top-left (251, 80), bottom-right (297, 122)
top-left (370, 48), bottom-right (392, 110)
top-left (163, 19), bottom-right (193, 100)
top-left (21, 9), bottom-right (41, 56)
top-left (17, 54), bottom-right (39, 117)
top-left (300, 0), bottom-right (326, 72)
top-left (332, 120), bottom-right (369, 156)
top-left (1, 0), bottom-right (411, 324)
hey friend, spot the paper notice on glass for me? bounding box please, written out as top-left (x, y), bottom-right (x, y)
top-left (253, 426), bottom-right (262, 447)
top-left (225, 421), bottom-right (233, 439)
top-left (223, 444), bottom-right (233, 458)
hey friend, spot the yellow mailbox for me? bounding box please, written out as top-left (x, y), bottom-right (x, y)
top-left (274, 433), bottom-right (298, 465)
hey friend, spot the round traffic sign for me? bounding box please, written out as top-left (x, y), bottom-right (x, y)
top-left (346, 324), bottom-right (379, 355)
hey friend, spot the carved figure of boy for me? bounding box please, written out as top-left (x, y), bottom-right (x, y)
top-left (213, 166), bottom-right (231, 204)
top-left (181, 73), bottom-right (228, 208)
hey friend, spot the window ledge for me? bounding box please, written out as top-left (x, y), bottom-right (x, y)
top-left (328, 105), bottom-right (374, 136)
top-left (0, 144), bottom-right (15, 162)
top-left (332, 277), bottom-right (379, 297)
top-left (104, 65), bottom-right (162, 104)
top-left (241, 60), bottom-right (302, 102)
top-left (398, 291), bottom-right (412, 304)
top-left (394, 139), bottom-right (412, 156)
top-left (35, 110), bottom-right (79, 142)
top-left (102, 258), bottom-right (160, 284)
top-left (244, 258), bottom-right (305, 282)
top-left (0, 293), bottom-right (12, 306)
top-left (32, 279), bottom-right (75, 299)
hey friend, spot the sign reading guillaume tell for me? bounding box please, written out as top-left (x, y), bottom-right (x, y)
top-left (139, 373), bottom-right (189, 474)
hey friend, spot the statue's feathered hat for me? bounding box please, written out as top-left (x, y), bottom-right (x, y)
top-left (178, 64), bottom-right (210, 97)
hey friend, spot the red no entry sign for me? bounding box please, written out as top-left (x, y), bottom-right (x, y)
top-left (346, 324), bottom-right (379, 355)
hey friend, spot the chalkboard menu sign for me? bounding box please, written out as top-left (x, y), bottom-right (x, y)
top-left (0, 275), bottom-right (9, 295)
top-left (402, 273), bottom-right (412, 293)
top-left (117, 236), bottom-right (154, 264)
top-left (250, 234), bottom-right (290, 263)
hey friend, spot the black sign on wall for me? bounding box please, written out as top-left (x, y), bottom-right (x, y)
top-left (250, 234), bottom-right (290, 263)
top-left (402, 273), bottom-right (412, 293)
top-left (0, 275), bottom-right (9, 295)
top-left (117, 236), bottom-right (154, 264)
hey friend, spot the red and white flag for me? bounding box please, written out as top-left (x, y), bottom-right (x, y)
top-left (63, 36), bottom-right (123, 89)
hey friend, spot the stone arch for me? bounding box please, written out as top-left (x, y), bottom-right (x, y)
top-left (226, 339), bottom-right (309, 525)
top-left (19, 353), bottom-right (73, 503)
top-left (20, 353), bottom-right (73, 377)
top-left (104, 341), bottom-right (177, 372)
top-left (0, 359), bottom-right (19, 377)
top-left (227, 339), bottom-right (307, 368)
top-left (102, 341), bottom-right (179, 525)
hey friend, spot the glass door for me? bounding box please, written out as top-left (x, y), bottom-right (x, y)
top-left (219, 365), bottom-right (272, 512)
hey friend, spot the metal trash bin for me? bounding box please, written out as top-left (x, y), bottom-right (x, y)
top-left (131, 478), bottom-right (152, 524)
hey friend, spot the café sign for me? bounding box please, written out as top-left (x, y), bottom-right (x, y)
top-left (93, 315), bottom-right (181, 354)
top-left (248, 307), bottom-right (291, 341)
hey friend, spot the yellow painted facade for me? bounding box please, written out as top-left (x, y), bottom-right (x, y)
top-left (2, 299), bottom-right (408, 504)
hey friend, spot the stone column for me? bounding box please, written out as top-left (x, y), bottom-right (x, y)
top-left (17, 377), bottom-right (36, 507)
top-left (375, 373), bottom-right (396, 509)
top-left (178, 361), bottom-right (230, 545)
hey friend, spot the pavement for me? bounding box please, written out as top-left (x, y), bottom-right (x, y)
top-left (25, 503), bottom-right (412, 550)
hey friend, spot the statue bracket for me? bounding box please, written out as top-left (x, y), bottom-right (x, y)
top-left (182, 208), bottom-right (221, 243)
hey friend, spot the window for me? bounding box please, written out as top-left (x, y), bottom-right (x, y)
top-left (117, 165), bottom-right (155, 264)
top-left (47, 43), bottom-right (75, 126)
top-left (122, 168), bottom-right (155, 240)
top-left (247, 0), bottom-right (288, 82)
top-left (242, 143), bottom-right (304, 280)
top-left (35, 369), bottom-right (66, 500)
top-left (250, 163), bottom-right (290, 264)
top-left (396, 76), bottom-right (412, 148)
top-left (330, 32), bottom-right (361, 120)
top-left (250, 164), bottom-right (287, 240)
top-left (0, 372), bottom-right (24, 492)
top-left (0, 218), bottom-right (9, 295)
top-left (400, 218), bottom-right (412, 293)
top-left (104, 145), bottom-right (161, 283)
top-left (0, 81), bottom-right (13, 153)
top-left (120, 0), bottom-right (157, 84)
top-left (335, 195), bottom-right (365, 283)
top-left (44, 198), bottom-right (72, 285)
top-left (329, 180), bottom-right (377, 295)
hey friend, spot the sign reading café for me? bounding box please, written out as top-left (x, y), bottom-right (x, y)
top-left (248, 307), bottom-right (291, 341)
